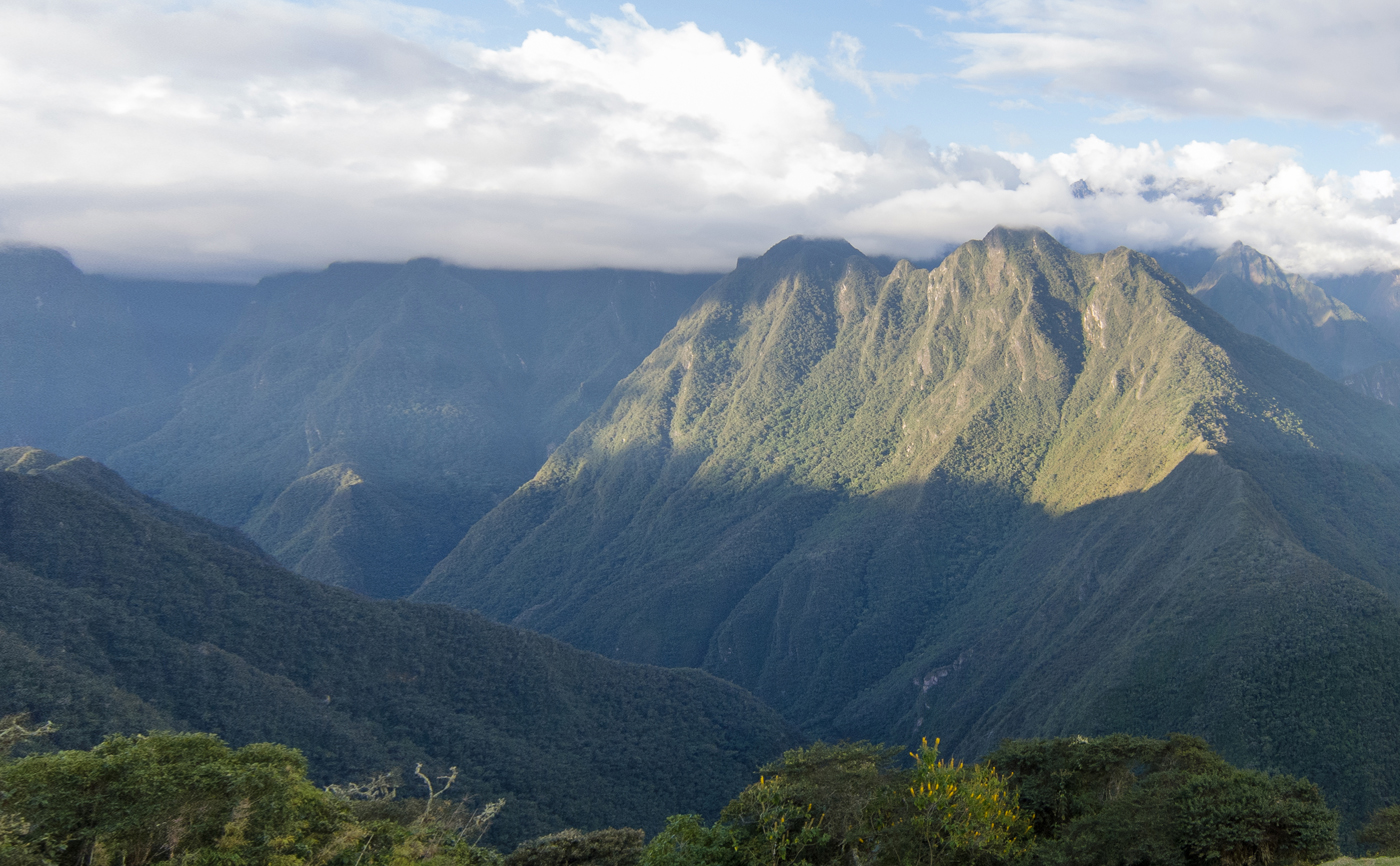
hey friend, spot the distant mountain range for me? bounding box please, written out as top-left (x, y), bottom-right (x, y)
top-left (9, 231), bottom-right (1400, 841)
top-left (0, 446), bottom-right (795, 844)
top-left (0, 244), bottom-right (248, 448)
top-left (7, 255), bottom-right (718, 597)
top-left (1189, 242), bottom-right (1400, 378)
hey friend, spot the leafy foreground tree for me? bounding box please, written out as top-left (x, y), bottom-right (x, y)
top-left (0, 726), bottom-right (1343, 866)
top-left (644, 735), bottom-right (1341, 866)
top-left (642, 739), bottom-right (1033, 866)
top-left (0, 728), bottom-right (505, 866)
top-left (986, 733), bottom-right (1340, 866)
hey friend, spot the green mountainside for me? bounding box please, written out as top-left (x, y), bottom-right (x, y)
top-left (0, 446), bottom-right (796, 844)
top-left (68, 261), bottom-right (718, 597)
top-left (0, 246), bottom-right (248, 449)
top-left (1189, 242), bottom-right (1400, 378)
top-left (416, 228), bottom-right (1400, 833)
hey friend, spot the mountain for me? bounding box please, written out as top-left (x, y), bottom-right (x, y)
top-left (1343, 359), bottom-right (1400, 406)
top-left (1317, 269), bottom-right (1400, 348)
top-left (68, 260), bottom-right (719, 597)
top-left (415, 228), bottom-right (1400, 834)
top-left (0, 446), bottom-right (796, 844)
top-left (1146, 245), bottom-right (1221, 288)
top-left (1188, 242), bottom-right (1400, 378)
top-left (0, 246), bottom-right (249, 449)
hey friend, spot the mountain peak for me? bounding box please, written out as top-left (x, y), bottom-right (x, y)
top-left (1189, 241), bottom-right (1396, 377)
top-left (0, 244), bottom-right (82, 284)
top-left (980, 224), bottom-right (1061, 251)
top-left (1203, 241), bottom-right (1291, 288)
top-left (753, 235), bottom-right (865, 267)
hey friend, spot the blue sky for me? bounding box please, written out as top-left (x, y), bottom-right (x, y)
top-left (438, 0), bottom-right (1397, 178)
top-left (2, 0), bottom-right (1399, 279)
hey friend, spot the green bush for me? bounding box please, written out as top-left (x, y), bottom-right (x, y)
top-left (1357, 805), bottom-right (1400, 856)
top-left (642, 740), bottom-right (1031, 866)
top-left (505, 829), bottom-right (646, 866)
top-left (986, 733), bottom-right (1339, 866)
top-left (0, 731), bottom-right (508, 866)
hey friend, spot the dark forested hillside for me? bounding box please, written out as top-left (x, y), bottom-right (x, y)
top-left (0, 447), bottom-right (797, 845)
top-left (64, 260), bottom-right (719, 597)
top-left (415, 228), bottom-right (1400, 833)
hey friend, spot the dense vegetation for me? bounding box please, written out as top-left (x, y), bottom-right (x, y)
top-left (0, 727), bottom-right (1342, 866)
top-left (61, 260), bottom-right (718, 597)
top-left (0, 449), bottom-right (797, 844)
top-left (415, 229), bottom-right (1400, 837)
top-left (986, 734), bottom-right (1338, 866)
top-left (645, 734), bottom-right (1341, 866)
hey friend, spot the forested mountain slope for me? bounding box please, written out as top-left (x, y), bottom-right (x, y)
top-left (1188, 242), bottom-right (1399, 378)
top-left (416, 228), bottom-right (1400, 831)
top-left (0, 447), bottom-right (796, 844)
top-left (68, 261), bottom-right (719, 597)
top-left (0, 246), bottom-right (249, 449)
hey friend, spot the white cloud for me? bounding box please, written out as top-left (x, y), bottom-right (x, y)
top-left (826, 31), bottom-right (925, 101)
top-left (1353, 170), bottom-right (1397, 202)
top-left (2, 0), bottom-right (1400, 279)
top-left (949, 0), bottom-right (1400, 135)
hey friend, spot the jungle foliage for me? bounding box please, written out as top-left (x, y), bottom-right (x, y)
top-left (1, 729), bottom-right (1334, 866)
top-left (986, 734), bottom-right (1338, 866)
top-left (640, 735), bottom-right (1336, 866)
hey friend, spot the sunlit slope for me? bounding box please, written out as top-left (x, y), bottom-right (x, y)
top-left (0, 448), bottom-right (795, 844)
top-left (71, 261), bottom-right (716, 597)
top-left (417, 228), bottom-right (1400, 823)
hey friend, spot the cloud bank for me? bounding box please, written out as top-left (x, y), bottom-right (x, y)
top-left (1, 0), bottom-right (1399, 279)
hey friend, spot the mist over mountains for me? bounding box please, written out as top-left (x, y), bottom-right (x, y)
top-left (27, 258), bottom-right (718, 597)
top-left (8, 228), bottom-right (1400, 841)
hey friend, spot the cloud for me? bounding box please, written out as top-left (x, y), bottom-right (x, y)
top-left (1, 0), bottom-right (1400, 279)
top-left (841, 137), bottom-right (1400, 276)
top-left (826, 31), bottom-right (925, 101)
top-left (948, 0), bottom-right (1400, 134)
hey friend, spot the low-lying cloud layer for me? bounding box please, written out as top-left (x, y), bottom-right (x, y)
top-left (2, 0), bottom-right (1398, 279)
